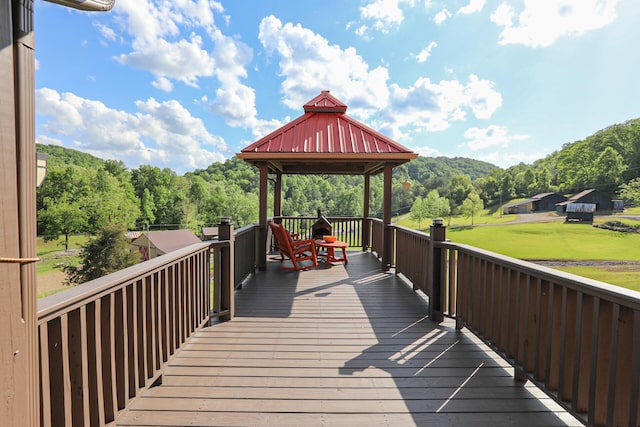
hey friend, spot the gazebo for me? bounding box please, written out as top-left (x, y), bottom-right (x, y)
top-left (237, 90), bottom-right (417, 270)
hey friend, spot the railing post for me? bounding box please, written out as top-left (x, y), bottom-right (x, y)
top-left (218, 217), bottom-right (235, 321)
top-left (429, 218), bottom-right (446, 323)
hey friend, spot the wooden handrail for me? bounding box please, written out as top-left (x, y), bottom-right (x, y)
top-left (37, 239), bottom-right (234, 426)
top-left (388, 223), bottom-right (640, 427)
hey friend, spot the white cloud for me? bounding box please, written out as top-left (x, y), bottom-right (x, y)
top-left (94, 22), bottom-right (117, 42)
top-left (490, 0), bottom-right (619, 48)
top-left (378, 74), bottom-right (502, 139)
top-left (258, 16), bottom-right (502, 144)
top-left (434, 9), bottom-right (452, 24)
top-left (152, 77), bottom-right (174, 92)
top-left (36, 88), bottom-right (226, 173)
top-left (116, 34), bottom-right (215, 88)
top-left (476, 150), bottom-right (546, 167)
top-left (360, 0), bottom-right (405, 32)
top-left (258, 15), bottom-right (390, 119)
top-left (457, 0), bottom-right (486, 15)
top-left (111, 1), bottom-right (266, 134)
top-left (412, 145), bottom-right (442, 157)
top-left (415, 41), bottom-right (438, 63)
top-left (356, 0), bottom-right (421, 34)
top-left (463, 125), bottom-right (528, 150)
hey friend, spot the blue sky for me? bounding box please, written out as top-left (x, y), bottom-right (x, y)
top-left (35, 0), bottom-right (640, 174)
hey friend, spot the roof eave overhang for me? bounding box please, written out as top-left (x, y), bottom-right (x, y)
top-left (236, 152), bottom-right (418, 175)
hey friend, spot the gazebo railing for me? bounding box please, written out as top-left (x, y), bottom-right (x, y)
top-left (274, 216), bottom-right (366, 248)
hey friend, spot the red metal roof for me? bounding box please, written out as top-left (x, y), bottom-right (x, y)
top-left (241, 91), bottom-right (414, 157)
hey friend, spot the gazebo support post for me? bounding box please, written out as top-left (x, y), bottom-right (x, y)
top-left (258, 162), bottom-right (269, 270)
top-left (382, 164), bottom-right (393, 271)
top-left (274, 172), bottom-right (282, 218)
top-left (362, 174), bottom-right (370, 251)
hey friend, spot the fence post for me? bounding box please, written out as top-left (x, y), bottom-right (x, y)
top-left (429, 218), bottom-right (446, 323)
top-left (218, 217), bottom-right (235, 321)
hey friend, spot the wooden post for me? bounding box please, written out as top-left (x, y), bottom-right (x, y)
top-left (257, 163), bottom-right (268, 270)
top-left (0, 1), bottom-right (38, 425)
top-left (429, 219), bottom-right (446, 323)
top-left (274, 172), bottom-right (282, 218)
top-left (382, 164), bottom-right (393, 271)
top-left (362, 174), bottom-right (370, 251)
top-left (218, 217), bottom-right (234, 321)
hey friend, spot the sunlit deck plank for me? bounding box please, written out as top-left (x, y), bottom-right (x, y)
top-left (116, 252), bottom-right (581, 427)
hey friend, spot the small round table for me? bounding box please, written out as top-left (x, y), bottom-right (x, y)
top-left (315, 240), bottom-right (348, 265)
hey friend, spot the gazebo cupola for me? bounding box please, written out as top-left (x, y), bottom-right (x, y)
top-left (237, 90), bottom-right (417, 270)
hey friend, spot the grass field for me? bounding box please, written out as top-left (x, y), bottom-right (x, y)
top-left (447, 219), bottom-right (640, 289)
top-left (396, 206), bottom-right (514, 231)
top-left (37, 235), bottom-right (88, 298)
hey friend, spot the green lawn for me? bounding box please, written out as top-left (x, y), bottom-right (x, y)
top-left (37, 235), bottom-right (88, 298)
top-left (447, 221), bottom-right (640, 260)
top-left (446, 220), bottom-right (640, 289)
top-left (397, 208), bottom-right (514, 231)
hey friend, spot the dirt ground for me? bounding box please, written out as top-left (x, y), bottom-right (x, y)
top-left (37, 270), bottom-right (70, 297)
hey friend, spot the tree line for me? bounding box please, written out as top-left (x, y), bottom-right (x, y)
top-left (36, 115), bottom-right (640, 249)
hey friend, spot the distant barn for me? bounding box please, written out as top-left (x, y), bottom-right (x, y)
top-left (502, 192), bottom-right (567, 214)
top-left (565, 203), bottom-right (596, 222)
top-left (556, 189), bottom-right (612, 214)
top-left (131, 229), bottom-right (202, 261)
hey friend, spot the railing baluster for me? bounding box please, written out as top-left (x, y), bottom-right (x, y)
top-left (534, 278), bottom-right (542, 379)
top-left (629, 310), bottom-right (640, 427)
top-left (571, 291), bottom-right (583, 412)
top-left (587, 296), bottom-right (601, 425)
top-left (605, 303), bottom-right (620, 426)
top-left (60, 314), bottom-right (72, 426)
top-left (557, 286), bottom-right (568, 401)
top-left (93, 299), bottom-right (106, 424)
top-left (504, 268), bottom-right (513, 359)
top-left (78, 306), bottom-right (91, 426)
top-left (544, 282), bottom-right (555, 389)
top-left (39, 322), bottom-right (51, 427)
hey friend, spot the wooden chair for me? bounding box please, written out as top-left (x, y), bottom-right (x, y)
top-left (268, 221), bottom-right (318, 271)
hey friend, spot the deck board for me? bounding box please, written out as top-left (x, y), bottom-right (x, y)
top-left (116, 252), bottom-right (582, 427)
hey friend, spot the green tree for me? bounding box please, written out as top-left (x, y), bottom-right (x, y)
top-left (65, 223), bottom-right (141, 285)
top-left (38, 195), bottom-right (88, 250)
top-left (410, 196), bottom-right (429, 230)
top-left (593, 146), bottom-right (627, 191)
top-left (618, 178), bottom-right (640, 206)
top-left (461, 193), bottom-right (484, 226)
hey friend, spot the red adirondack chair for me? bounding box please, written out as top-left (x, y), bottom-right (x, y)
top-left (268, 221), bottom-right (318, 271)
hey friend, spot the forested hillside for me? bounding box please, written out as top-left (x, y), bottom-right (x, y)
top-left (35, 143), bottom-right (495, 239)
top-left (36, 116), bottom-right (640, 241)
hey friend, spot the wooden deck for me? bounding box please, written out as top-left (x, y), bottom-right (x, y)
top-left (116, 252), bottom-right (581, 427)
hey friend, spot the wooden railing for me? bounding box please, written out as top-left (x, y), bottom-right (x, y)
top-left (275, 216), bottom-right (365, 248)
top-left (233, 224), bottom-right (257, 287)
top-left (369, 218), bottom-right (384, 257)
top-left (454, 244), bottom-right (640, 427)
top-left (36, 216), bottom-right (640, 427)
top-left (387, 223), bottom-right (640, 427)
top-left (37, 240), bottom-right (233, 426)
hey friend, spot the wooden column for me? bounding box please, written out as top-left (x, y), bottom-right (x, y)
top-left (274, 172), bottom-right (282, 218)
top-left (382, 164), bottom-right (393, 271)
top-left (218, 218), bottom-right (234, 321)
top-left (362, 174), bottom-right (370, 251)
top-left (0, 1), bottom-right (38, 425)
top-left (428, 219), bottom-right (446, 323)
top-left (257, 163), bottom-right (268, 270)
